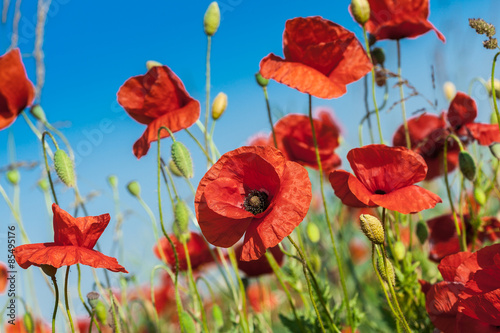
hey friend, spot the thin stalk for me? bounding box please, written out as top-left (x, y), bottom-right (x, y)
top-left (227, 248), bottom-right (251, 333)
top-left (491, 52), bottom-right (500, 133)
top-left (204, 35), bottom-right (212, 162)
top-left (362, 73), bottom-right (375, 144)
top-left (64, 267), bottom-right (75, 333)
top-left (262, 86), bottom-right (277, 147)
top-left (41, 131), bottom-right (59, 205)
top-left (371, 244), bottom-right (399, 323)
top-left (396, 40), bottom-right (410, 149)
top-left (109, 290), bottom-right (121, 333)
top-left (185, 128), bottom-right (213, 164)
top-left (51, 275), bottom-right (59, 333)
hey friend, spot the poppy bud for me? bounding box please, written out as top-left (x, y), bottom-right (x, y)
top-left (486, 78), bottom-right (500, 99)
top-left (211, 92), bottom-right (228, 120)
top-left (126, 181), bottom-right (141, 198)
top-left (6, 169), bottom-right (20, 185)
top-left (87, 291), bottom-right (100, 309)
top-left (306, 222), bottom-right (320, 243)
top-left (41, 264), bottom-right (57, 277)
top-left (416, 221), bottom-right (428, 244)
top-left (474, 186), bottom-right (487, 206)
top-left (255, 73), bottom-right (269, 87)
top-left (377, 255), bottom-right (395, 286)
top-left (371, 47), bottom-right (385, 66)
top-left (146, 60), bottom-right (162, 71)
top-left (203, 2), bottom-right (220, 36)
top-left (168, 159), bottom-right (183, 177)
top-left (174, 200), bottom-right (190, 241)
top-left (212, 304), bottom-right (224, 329)
top-left (393, 241), bottom-right (406, 261)
top-left (171, 141), bottom-right (193, 178)
top-left (443, 81), bottom-right (457, 101)
top-left (30, 104), bottom-right (46, 122)
top-left (351, 0), bottom-right (370, 25)
top-left (23, 312), bottom-right (34, 333)
top-left (95, 301), bottom-right (107, 324)
top-left (360, 214), bottom-right (384, 244)
top-left (107, 175), bottom-right (118, 189)
top-left (458, 151), bottom-right (476, 181)
top-left (54, 149), bottom-right (75, 188)
top-left (490, 142), bottom-right (500, 160)
top-left (37, 178), bottom-right (49, 192)
top-left (310, 252), bottom-right (322, 273)
top-left (180, 311), bottom-right (196, 333)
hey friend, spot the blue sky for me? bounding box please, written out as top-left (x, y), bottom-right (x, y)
top-left (1, 0), bottom-right (500, 323)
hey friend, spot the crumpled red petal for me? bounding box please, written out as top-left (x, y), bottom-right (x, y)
top-left (329, 170), bottom-right (372, 208)
top-left (369, 185), bottom-right (441, 214)
top-left (465, 123), bottom-right (500, 146)
top-left (425, 281), bottom-right (465, 332)
top-left (447, 92), bottom-right (477, 128)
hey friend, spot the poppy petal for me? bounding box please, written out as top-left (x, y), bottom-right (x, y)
top-left (438, 251), bottom-right (474, 282)
top-left (329, 170), bottom-right (372, 208)
top-left (204, 177), bottom-right (254, 219)
top-left (369, 185), bottom-right (441, 214)
top-left (447, 92), bottom-right (477, 128)
top-left (425, 281), bottom-right (465, 333)
top-left (465, 123), bottom-right (500, 146)
top-left (459, 288), bottom-right (500, 326)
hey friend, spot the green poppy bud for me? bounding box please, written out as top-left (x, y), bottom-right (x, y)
top-left (255, 73), bottom-right (269, 87)
top-left (23, 312), bottom-right (34, 333)
top-left (211, 92), bottom-right (228, 120)
top-left (371, 47), bottom-right (385, 66)
top-left (180, 311), bottom-right (196, 333)
top-left (107, 175), bottom-right (118, 189)
top-left (6, 169), bottom-right (20, 185)
top-left (393, 241), bottom-right (406, 261)
top-left (126, 181), bottom-right (141, 198)
top-left (174, 200), bottom-right (190, 240)
top-left (168, 159), bottom-right (183, 177)
top-left (171, 141), bottom-right (193, 179)
top-left (30, 104), bottom-right (46, 122)
top-left (203, 2), bottom-right (220, 36)
top-left (474, 186), bottom-right (487, 206)
top-left (306, 222), bottom-right (320, 243)
top-left (95, 301), bottom-right (107, 324)
top-left (416, 221), bottom-right (428, 244)
top-left (87, 291), bottom-right (100, 309)
top-left (310, 252), bottom-right (322, 273)
top-left (212, 304), bottom-right (224, 329)
top-left (351, 0), bottom-right (370, 25)
top-left (377, 255), bottom-right (395, 286)
top-left (41, 264), bottom-right (57, 277)
top-left (146, 60), bottom-right (163, 71)
top-left (458, 151), bottom-right (476, 181)
top-left (54, 149), bottom-right (75, 188)
top-left (359, 214), bottom-right (385, 244)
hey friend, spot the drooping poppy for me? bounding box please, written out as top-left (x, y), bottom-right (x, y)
top-left (153, 232), bottom-right (214, 272)
top-left (273, 110), bottom-right (342, 174)
top-left (117, 65), bottom-right (200, 159)
top-left (361, 0), bottom-right (445, 42)
top-left (329, 144), bottom-right (441, 214)
top-left (0, 48), bottom-right (35, 131)
top-left (14, 204), bottom-right (127, 273)
top-left (195, 146), bottom-right (312, 261)
top-left (259, 16), bottom-right (372, 99)
top-left (393, 112), bottom-right (459, 180)
top-left (0, 261), bottom-right (7, 294)
top-left (236, 244), bottom-right (284, 277)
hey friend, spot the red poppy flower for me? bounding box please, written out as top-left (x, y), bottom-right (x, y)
top-left (14, 204), bottom-right (127, 273)
top-left (0, 48), bottom-right (35, 130)
top-left (259, 16), bottom-right (372, 99)
top-left (153, 232), bottom-right (214, 272)
top-left (117, 65), bottom-right (200, 159)
top-left (236, 244), bottom-right (284, 277)
top-left (273, 110), bottom-right (342, 174)
top-left (0, 261), bottom-right (6, 294)
top-left (195, 146), bottom-right (312, 261)
top-left (361, 0), bottom-right (445, 42)
top-left (329, 144), bottom-right (441, 214)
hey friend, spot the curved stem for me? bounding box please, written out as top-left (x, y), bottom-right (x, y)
top-left (491, 52), bottom-right (500, 133)
top-left (41, 131), bottom-right (59, 205)
top-left (51, 275), bottom-right (59, 333)
top-left (64, 266), bottom-right (75, 333)
top-left (185, 128), bottom-right (213, 163)
top-left (396, 40), bottom-right (410, 149)
top-left (109, 290), bottom-right (121, 333)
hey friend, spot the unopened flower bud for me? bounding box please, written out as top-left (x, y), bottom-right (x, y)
top-left (38, 178), bottom-right (49, 192)
top-left (458, 151), bottom-right (476, 181)
top-left (54, 149), bottom-right (75, 188)
top-left (41, 264), bottom-right (57, 277)
top-left (174, 200), bottom-right (190, 240)
top-left (171, 141), bottom-right (193, 179)
top-left (126, 181), bottom-right (141, 198)
top-left (371, 47), bottom-right (385, 66)
top-left (359, 214), bottom-right (384, 244)
top-left (490, 142), bottom-right (500, 160)
top-left (443, 81), bottom-right (457, 101)
top-left (180, 310), bottom-right (196, 333)
top-left (212, 304), bottom-right (224, 329)
top-left (95, 301), bottom-right (107, 324)
top-left (6, 169), bottom-right (20, 185)
top-left (204, 2), bottom-right (220, 36)
top-left (310, 252), bottom-right (322, 273)
top-left (351, 0), bottom-right (370, 25)
top-left (107, 175), bottom-right (118, 189)
top-left (306, 222), bottom-right (320, 243)
top-left (23, 312), bottom-right (34, 333)
top-left (474, 186), bottom-right (486, 206)
top-left (416, 221), bottom-right (428, 244)
top-left (486, 78), bottom-right (500, 99)
top-left (168, 159), bottom-right (183, 177)
top-left (393, 241), bottom-right (406, 261)
top-left (87, 291), bottom-right (100, 309)
top-left (211, 92), bottom-right (228, 120)
top-left (255, 73), bottom-right (269, 87)
top-left (146, 60), bottom-right (163, 71)
top-left (30, 104), bottom-right (46, 122)
top-left (377, 255), bottom-right (395, 286)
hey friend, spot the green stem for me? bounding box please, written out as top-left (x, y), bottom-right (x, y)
top-left (204, 35), bottom-right (212, 163)
top-left (44, 121), bottom-right (75, 161)
top-left (185, 128), bottom-right (213, 164)
top-left (262, 86), bottom-right (277, 147)
top-left (396, 40), bottom-right (410, 149)
top-left (109, 290), bottom-right (121, 333)
top-left (64, 266), bottom-right (75, 333)
top-left (362, 71), bottom-right (375, 145)
top-left (363, 26), bottom-right (384, 144)
top-left (51, 275), bottom-right (59, 333)
top-left (491, 52), bottom-right (500, 133)
top-left (227, 248), bottom-right (251, 333)
top-left (308, 94), bottom-right (353, 330)
top-left (371, 244), bottom-right (399, 324)
top-left (41, 131), bottom-right (59, 205)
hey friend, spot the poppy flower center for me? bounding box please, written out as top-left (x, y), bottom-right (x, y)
top-left (243, 190), bottom-right (269, 215)
top-left (374, 189), bottom-right (386, 195)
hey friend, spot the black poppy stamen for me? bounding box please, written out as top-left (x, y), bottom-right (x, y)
top-left (243, 190), bottom-right (269, 215)
top-left (374, 189), bottom-right (386, 195)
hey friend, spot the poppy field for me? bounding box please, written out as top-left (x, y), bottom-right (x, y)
top-left (2, 0), bottom-right (500, 332)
